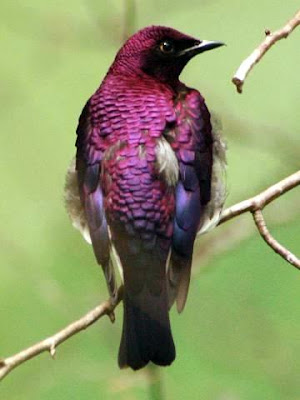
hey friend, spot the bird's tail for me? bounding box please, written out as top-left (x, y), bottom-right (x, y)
top-left (118, 284), bottom-right (176, 370)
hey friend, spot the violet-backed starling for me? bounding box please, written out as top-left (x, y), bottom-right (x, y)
top-left (65, 26), bottom-right (226, 370)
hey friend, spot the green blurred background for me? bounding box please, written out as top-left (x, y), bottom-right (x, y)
top-left (1, 1), bottom-right (299, 399)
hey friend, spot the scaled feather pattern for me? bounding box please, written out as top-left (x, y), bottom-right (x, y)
top-left (65, 25), bottom-right (226, 370)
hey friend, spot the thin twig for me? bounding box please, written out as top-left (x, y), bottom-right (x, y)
top-left (219, 170), bottom-right (300, 224)
top-left (252, 210), bottom-right (300, 269)
top-left (194, 193), bottom-right (300, 273)
top-left (218, 170), bottom-right (300, 270)
top-left (0, 287), bottom-right (123, 381)
top-left (232, 9), bottom-right (300, 93)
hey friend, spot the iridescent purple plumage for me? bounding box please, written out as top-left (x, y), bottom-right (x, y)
top-left (67, 25), bottom-right (225, 370)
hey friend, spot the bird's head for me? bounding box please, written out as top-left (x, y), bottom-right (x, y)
top-left (110, 26), bottom-right (224, 85)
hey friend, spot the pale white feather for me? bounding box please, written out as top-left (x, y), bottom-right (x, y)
top-left (64, 158), bottom-right (92, 244)
top-left (155, 138), bottom-right (179, 186)
top-left (197, 113), bottom-right (227, 235)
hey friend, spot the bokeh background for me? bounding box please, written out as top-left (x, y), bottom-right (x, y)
top-left (1, 1), bottom-right (299, 399)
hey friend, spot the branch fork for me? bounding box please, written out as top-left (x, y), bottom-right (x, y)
top-left (219, 170), bottom-right (300, 270)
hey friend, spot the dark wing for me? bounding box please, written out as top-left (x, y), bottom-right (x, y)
top-left (167, 91), bottom-right (215, 312)
top-left (76, 101), bottom-right (117, 299)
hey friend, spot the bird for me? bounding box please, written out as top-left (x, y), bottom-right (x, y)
top-left (65, 25), bottom-right (226, 371)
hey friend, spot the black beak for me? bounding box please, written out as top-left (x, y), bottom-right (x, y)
top-left (177, 40), bottom-right (225, 58)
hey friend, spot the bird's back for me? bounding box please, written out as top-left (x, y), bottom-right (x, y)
top-left (67, 66), bottom-right (225, 370)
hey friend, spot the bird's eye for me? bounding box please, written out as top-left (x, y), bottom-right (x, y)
top-left (159, 40), bottom-right (175, 54)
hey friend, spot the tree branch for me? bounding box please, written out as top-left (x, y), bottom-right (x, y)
top-left (1, 171), bottom-right (299, 382)
top-left (0, 287), bottom-right (123, 381)
top-left (232, 9), bottom-right (300, 93)
top-left (219, 170), bottom-right (300, 224)
top-left (252, 210), bottom-right (300, 269)
top-left (219, 170), bottom-right (300, 269)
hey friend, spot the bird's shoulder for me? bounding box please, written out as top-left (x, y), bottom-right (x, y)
top-left (163, 85), bottom-right (213, 154)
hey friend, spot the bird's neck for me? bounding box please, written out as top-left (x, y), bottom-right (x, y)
top-left (103, 72), bottom-right (182, 100)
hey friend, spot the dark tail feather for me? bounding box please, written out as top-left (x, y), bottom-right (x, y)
top-left (118, 287), bottom-right (176, 370)
top-left (167, 251), bottom-right (192, 313)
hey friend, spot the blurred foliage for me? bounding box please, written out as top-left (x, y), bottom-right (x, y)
top-left (0, 1), bottom-right (299, 399)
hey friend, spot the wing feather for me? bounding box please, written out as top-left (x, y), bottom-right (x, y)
top-left (66, 101), bottom-right (117, 299)
top-left (167, 90), bottom-right (226, 312)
